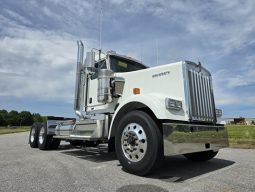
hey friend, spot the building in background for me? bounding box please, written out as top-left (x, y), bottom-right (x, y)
top-left (223, 117), bottom-right (255, 125)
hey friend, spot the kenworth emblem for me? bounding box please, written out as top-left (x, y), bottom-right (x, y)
top-left (152, 71), bottom-right (170, 78)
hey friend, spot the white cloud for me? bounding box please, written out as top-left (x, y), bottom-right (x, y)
top-left (214, 67), bottom-right (255, 89)
top-left (3, 8), bottom-right (32, 25)
top-left (0, 13), bottom-right (94, 103)
top-left (213, 68), bottom-right (255, 107)
top-left (106, 0), bottom-right (255, 56)
top-left (0, 0), bottom-right (255, 117)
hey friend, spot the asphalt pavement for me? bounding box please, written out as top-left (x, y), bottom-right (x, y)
top-left (0, 132), bottom-right (254, 192)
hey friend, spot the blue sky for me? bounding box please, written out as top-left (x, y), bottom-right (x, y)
top-left (0, 0), bottom-right (254, 118)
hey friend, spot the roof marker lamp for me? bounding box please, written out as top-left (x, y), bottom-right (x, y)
top-left (165, 98), bottom-right (182, 110)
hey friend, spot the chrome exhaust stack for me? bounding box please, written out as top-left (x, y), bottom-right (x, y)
top-left (74, 40), bottom-right (84, 119)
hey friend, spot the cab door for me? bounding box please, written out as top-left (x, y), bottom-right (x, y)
top-left (85, 60), bottom-right (108, 112)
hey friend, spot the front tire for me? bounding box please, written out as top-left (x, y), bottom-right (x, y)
top-left (183, 150), bottom-right (218, 161)
top-left (115, 110), bottom-right (163, 176)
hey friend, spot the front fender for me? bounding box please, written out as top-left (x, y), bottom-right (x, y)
top-left (108, 94), bottom-right (169, 139)
top-left (120, 94), bottom-right (168, 118)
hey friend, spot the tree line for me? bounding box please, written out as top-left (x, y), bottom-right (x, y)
top-left (0, 109), bottom-right (44, 127)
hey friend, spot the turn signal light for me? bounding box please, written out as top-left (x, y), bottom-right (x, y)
top-left (133, 88), bottom-right (140, 95)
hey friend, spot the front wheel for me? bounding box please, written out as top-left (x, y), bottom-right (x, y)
top-left (183, 150), bottom-right (218, 161)
top-left (115, 110), bottom-right (163, 176)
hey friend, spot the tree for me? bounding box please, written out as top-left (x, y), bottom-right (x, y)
top-left (32, 113), bottom-right (43, 122)
top-left (0, 114), bottom-right (7, 126)
top-left (0, 109), bottom-right (44, 126)
top-left (0, 110), bottom-right (8, 126)
top-left (9, 110), bottom-right (20, 126)
top-left (20, 111), bottom-right (34, 126)
top-left (0, 109), bottom-right (8, 115)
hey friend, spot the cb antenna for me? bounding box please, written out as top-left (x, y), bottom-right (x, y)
top-left (156, 39), bottom-right (159, 65)
top-left (99, 2), bottom-right (102, 50)
top-left (140, 43), bottom-right (143, 63)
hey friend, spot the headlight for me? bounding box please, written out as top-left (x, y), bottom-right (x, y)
top-left (215, 109), bottom-right (222, 117)
top-left (165, 98), bottom-right (182, 110)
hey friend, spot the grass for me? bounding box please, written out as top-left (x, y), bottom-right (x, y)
top-left (0, 124), bottom-right (254, 149)
top-left (0, 126), bottom-right (30, 135)
top-left (226, 125), bottom-right (255, 149)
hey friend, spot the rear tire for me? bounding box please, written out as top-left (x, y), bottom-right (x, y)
top-left (183, 150), bottom-right (218, 161)
top-left (38, 122), bottom-right (60, 150)
top-left (115, 110), bottom-right (163, 176)
top-left (50, 138), bottom-right (61, 149)
top-left (29, 122), bottom-right (40, 148)
top-left (38, 122), bottom-right (51, 150)
top-left (38, 122), bottom-right (61, 150)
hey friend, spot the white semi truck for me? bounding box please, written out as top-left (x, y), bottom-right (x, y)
top-left (29, 41), bottom-right (228, 176)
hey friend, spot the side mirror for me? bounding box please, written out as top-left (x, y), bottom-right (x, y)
top-left (85, 52), bottom-right (95, 70)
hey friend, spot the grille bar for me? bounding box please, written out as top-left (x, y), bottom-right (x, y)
top-left (187, 68), bottom-right (215, 122)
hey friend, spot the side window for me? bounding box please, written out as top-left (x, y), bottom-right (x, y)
top-left (110, 56), bottom-right (147, 72)
top-left (95, 60), bottom-right (107, 69)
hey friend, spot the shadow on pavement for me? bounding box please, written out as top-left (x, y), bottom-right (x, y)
top-left (60, 144), bottom-right (117, 163)
top-left (58, 144), bottom-right (235, 182)
top-left (148, 155), bottom-right (235, 182)
top-left (116, 184), bottom-right (168, 192)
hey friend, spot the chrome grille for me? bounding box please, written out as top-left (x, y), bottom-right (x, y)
top-left (187, 68), bottom-right (215, 122)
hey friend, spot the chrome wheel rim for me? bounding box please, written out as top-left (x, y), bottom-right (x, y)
top-left (121, 123), bottom-right (147, 162)
top-left (39, 126), bottom-right (44, 144)
top-left (30, 127), bottom-right (35, 143)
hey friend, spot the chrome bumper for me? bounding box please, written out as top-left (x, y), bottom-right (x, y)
top-left (163, 123), bottom-right (229, 156)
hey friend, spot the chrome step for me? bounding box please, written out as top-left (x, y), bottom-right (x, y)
top-left (53, 135), bottom-right (99, 141)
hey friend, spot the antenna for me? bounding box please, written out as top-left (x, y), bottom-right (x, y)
top-left (99, 2), bottom-right (102, 50)
top-left (140, 44), bottom-right (143, 63)
top-left (156, 39), bottom-right (159, 65)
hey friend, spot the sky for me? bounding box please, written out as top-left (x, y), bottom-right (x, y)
top-left (0, 0), bottom-right (254, 118)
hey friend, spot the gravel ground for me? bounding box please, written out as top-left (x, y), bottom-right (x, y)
top-left (0, 132), bottom-right (254, 192)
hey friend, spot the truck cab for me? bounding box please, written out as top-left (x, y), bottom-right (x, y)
top-left (85, 51), bottom-right (147, 113)
top-left (29, 41), bottom-right (228, 176)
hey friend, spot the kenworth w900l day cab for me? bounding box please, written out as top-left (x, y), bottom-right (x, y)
top-left (29, 41), bottom-right (228, 176)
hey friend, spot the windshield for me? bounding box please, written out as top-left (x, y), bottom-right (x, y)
top-left (110, 56), bottom-right (147, 72)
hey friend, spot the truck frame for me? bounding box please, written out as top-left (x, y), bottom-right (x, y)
top-left (29, 41), bottom-right (228, 176)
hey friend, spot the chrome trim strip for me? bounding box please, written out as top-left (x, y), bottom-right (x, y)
top-left (194, 72), bottom-right (199, 119)
top-left (206, 77), bottom-right (212, 120)
top-left (182, 62), bottom-right (192, 120)
top-left (204, 76), bottom-right (209, 121)
top-left (209, 77), bottom-right (217, 122)
top-left (201, 76), bottom-right (206, 120)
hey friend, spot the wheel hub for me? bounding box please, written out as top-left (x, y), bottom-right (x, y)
top-left (30, 127), bottom-right (35, 143)
top-left (39, 126), bottom-right (44, 144)
top-left (127, 133), bottom-right (137, 146)
top-left (121, 123), bottom-right (147, 162)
